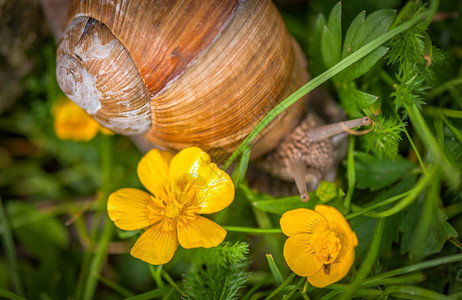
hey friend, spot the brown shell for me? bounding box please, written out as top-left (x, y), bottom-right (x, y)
top-left (56, 0), bottom-right (309, 161)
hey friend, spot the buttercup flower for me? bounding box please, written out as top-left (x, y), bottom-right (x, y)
top-left (108, 147), bottom-right (234, 265)
top-left (53, 96), bottom-right (112, 141)
top-left (280, 205), bottom-right (358, 288)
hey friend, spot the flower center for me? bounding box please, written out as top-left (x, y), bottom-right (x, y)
top-left (310, 230), bottom-right (341, 265)
top-left (165, 202), bottom-right (181, 219)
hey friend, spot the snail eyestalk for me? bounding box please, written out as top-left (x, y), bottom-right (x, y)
top-left (307, 116), bottom-right (372, 142)
top-left (289, 158), bottom-right (310, 202)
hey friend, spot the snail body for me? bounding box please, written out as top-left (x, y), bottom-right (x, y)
top-left (56, 0), bottom-right (371, 199)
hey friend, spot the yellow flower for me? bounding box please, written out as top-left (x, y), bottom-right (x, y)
top-left (108, 147), bottom-right (235, 265)
top-left (280, 205), bottom-right (358, 288)
top-left (53, 97), bottom-right (112, 141)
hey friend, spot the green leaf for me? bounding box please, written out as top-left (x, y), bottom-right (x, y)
top-left (308, 13), bottom-right (327, 77)
top-left (400, 197), bottom-right (458, 258)
top-left (337, 46), bottom-right (388, 82)
top-left (337, 9), bottom-right (396, 82)
top-left (231, 147), bottom-right (250, 190)
top-left (339, 87), bottom-right (379, 118)
top-left (354, 152), bottom-right (416, 191)
top-left (7, 201), bottom-right (69, 260)
top-left (343, 9), bottom-right (396, 57)
top-left (321, 2), bottom-right (342, 68)
top-left (342, 10), bottom-right (366, 59)
top-left (252, 194), bottom-right (320, 215)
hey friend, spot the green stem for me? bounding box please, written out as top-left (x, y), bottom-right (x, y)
top-left (149, 265), bottom-right (165, 288)
top-left (425, 77), bottom-right (462, 101)
top-left (265, 273), bottom-right (297, 300)
top-left (341, 218), bottom-right (385, 300)
top-left (371, 167), bottom-right (434, 218)
top-left (224, 226), bottom-right (282, 234)
top-left (346, 190), bottom-right (413, 219)
top-left (79, 135), bottom-right (115, 300)
top-left (424, 107), bottom-right (462, 119)
top-left (0, 197), bottom-right (24, 296)
top-left (405, 102), bottom-right (460, 188)
top-left (344, 136), bottom-right (355, 212)
top-left (361, 253), bottom-right (462, 286)
top-left (224, 10), bottom-right (428, 169)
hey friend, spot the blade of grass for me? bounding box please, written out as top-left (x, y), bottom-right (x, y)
top-left (362, 253), bottom-right (462, 286)
top-left (405, 102), bottom-right (460, 188)
top-left (370, 166), bottom-right (435, 218)
top-left (125, 287), bottom-right (172, 300)
top-left (382, 285), bottom-right (452, 300)
top-left (344, 136), bottom-right (356, 212)
top-left (224, 10), bottom-right (429, 169)
top-left (80, 135), bottom-right (115, 300)
top-left (95, 273), bottom-right (135, 298)
top-left (0, 289), bottom-right (27, 300)
top-left (341, 218), bottom-right (385, 299)
top-left (266, 254), bottom-right (284, 285)
top-left (265, 273), bottom-right (297, 300)
top-left (0, 197), bottom-right (24, 296)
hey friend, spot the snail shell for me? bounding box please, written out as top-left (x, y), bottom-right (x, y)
top-left (56, 0), bottom-right (309, 160)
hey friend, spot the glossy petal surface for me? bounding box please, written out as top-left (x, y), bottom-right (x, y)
top-left (316, 205), bottom-right (358, 248)
top-left (283, 234), bottom-right (322, 277)
top-left (307, 247), bottom-right (356, 288)
top-left (107, 188), bottom-right (156, 231)
top-left (170, 147), bottom-right (234, 214)
top-left (137, 149), bottom-right (173, 199)
top-left (177, 216), bottom-right (226, 249)
top-left (280, 208), bottom-right (328, 237)
top-left (130, 226), bottom-right (178, 265)
top-left (196, 163), bottom-right (234, 214)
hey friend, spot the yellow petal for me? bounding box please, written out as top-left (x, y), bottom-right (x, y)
top-left (280, 208), bottom-right (328, 237)
top-left (137, 149), bottom-right (173, 199)
top-left (107, 188), bottom-right (157, 231)
top-left (130, 226), bottom-right (178, 265)
top-left (177, 216), bottom-right (226, 249)
top-left (315, 205), bottom-right (358, 248)
top-left (169, 147), bottom-right (211, 181)
top-left (307, 247), bottom-right (356, 288)
top-left (53, 98), bottom-right (99, 141)
top-left (170, 147), bottom-right (234, 214)
top-left (196, 163), bottom-right (234, 214)
top-left (283, 234), bottom-right (322, 277)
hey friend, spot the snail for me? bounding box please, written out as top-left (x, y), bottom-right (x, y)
top-left (56, 0), bottom-right (371, 200)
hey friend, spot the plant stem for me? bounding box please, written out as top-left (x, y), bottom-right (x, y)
top-left (78, 135), bottom-right (115, 300)
top-left (224, 226), bottom-right (282, 234)
top-left (344, 136), bottom-right (355, 212)
top-left (265, 273), bottom-right (297, 300)
top-left (0, 197), bottom-right (24, 296)
top-left (341, 218), bottom-right (385, 300)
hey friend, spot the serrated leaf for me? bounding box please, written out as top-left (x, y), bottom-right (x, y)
top-left (354, 152), bottom-right (416, 191)
top-left (339, 87), bottom-right (379, 117)
top-left (337, 46), bottom-right (388, 82)
top-left (400, 197), bottom-right (458, 258)
top-left (344, 9), bottom-right (396, 57)
top-left (337, 9), bottom-right (395, 82)
top-left (252, 194), bottom-right (320, 214)
top-left (342, 10), bottom-right (366, 59)
top-left (321, 2), bottom-right (342, 68)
